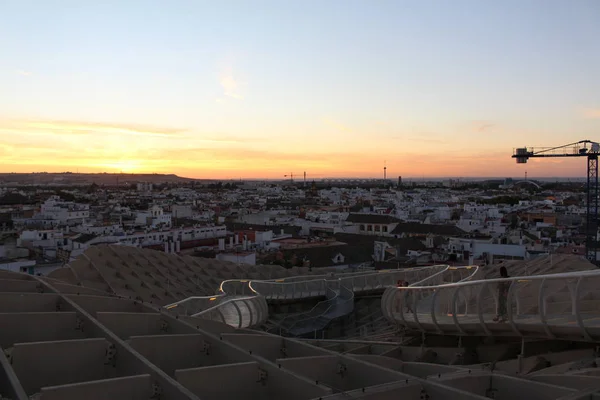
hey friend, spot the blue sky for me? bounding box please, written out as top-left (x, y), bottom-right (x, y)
top-left (1, 0), bottom-right (599, 178)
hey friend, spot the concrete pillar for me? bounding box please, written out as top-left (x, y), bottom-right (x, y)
top-left (235, 235), bottom-right (239, 245)
top-left (164, 242), bottom-right (169, 253)
top-left (219, 238), bottom-right (225, 251)
top-left (175, 241), bottom-right (181, 253)
top-left (229, 236), bottom-right (234, 247)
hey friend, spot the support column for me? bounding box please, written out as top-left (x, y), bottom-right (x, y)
top-left (587, 155), bottom-right (599, 265)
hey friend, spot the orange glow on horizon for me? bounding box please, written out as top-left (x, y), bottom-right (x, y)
top-left (0, 118), bottom-right (591, 179)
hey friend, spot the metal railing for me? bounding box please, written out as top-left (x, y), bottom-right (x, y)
top-left (164, 264), bottom-right (468, 331)
top-left (381, 268), bottom-right (600, 340)
top-left (265, 265), bottom-right (454, 337)
top-left (190, 295), bottom-right (268, 329)
top-left (273, 281), bottom-right (356, 336)
top-left (164, 279), bottom-right (268, 329)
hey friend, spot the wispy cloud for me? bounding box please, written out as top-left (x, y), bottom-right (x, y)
top-left (477, 123), bottom-right (495, 132)
top-left (322, 118), bottom-right (352, 133)
top-left (219, 67), bottom-right (243, 99)
top-left (1, 119), bottom-right (187, 138)
top-left (581, 108), bottom-right (600, 119)
top-left (16, 70), bottom-right (32, 76)
top-left (469, 121), bottom-right (495, 132)
top-left (392, 135), bottom-right (447, 144)
top-left (197, 135), bottom-right (257, 143)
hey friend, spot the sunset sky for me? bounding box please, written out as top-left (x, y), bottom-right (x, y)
top-left (1, 0), bottom-right (599, 179)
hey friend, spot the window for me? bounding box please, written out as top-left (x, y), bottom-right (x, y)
top-left (360, 224), bottom-right (365, 231)
top-left (374, 225), bottom-right (381, 232)
top-left (367, 225), bottom-right (373, 231)
top-left (382, 226), bottom-right (388, 233)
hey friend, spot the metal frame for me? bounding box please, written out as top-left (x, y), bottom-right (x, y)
top-left (164, 264), bottom-right (454, 331)
top-left (384, 269), bottom-right (600, 341)
top-left (587, 155), bottom-right (599, 263)
top-left (512, 140), bottom-right (600, 265)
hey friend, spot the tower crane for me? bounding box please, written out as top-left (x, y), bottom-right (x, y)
top-left (283, 172), bottom-right (295, 183)
top-left (284, 172), bottom-right (324, 185)
top-left (512, 140), bottom-right (600, 264)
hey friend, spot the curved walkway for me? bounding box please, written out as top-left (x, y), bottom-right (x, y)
top-left (164, 264), bottom-right (478, 330)
top-left (382, 269), bottom-right (600, 341)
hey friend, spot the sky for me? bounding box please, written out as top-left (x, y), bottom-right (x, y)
top-left (1, 0), bottom-right (600, 179)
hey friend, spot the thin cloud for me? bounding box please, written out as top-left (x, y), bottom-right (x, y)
top-left (469, 121), bottom-right (495, 132)
top-left (16, 70), bottom-right (32, 76)
top-left (1, 119), bottom-right (187, 138)
top-left (391, 135), bottom-right (447, 144)
top-left (219, 68), bottom-right (243, 99)
top-left (581, 108), bottom-right (600, 119)
top-left (322, 118), bottom-right (352, 133)
top-left (198, 136), bottom-right (257, 143)
top-left (477, 123), bottom-right (495, 132)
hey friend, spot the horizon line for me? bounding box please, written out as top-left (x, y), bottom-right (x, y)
top-left (0, 171), bottom-right (589, 181)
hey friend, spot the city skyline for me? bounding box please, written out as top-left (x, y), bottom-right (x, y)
top-left (1, 0), bottom-right (599, 178)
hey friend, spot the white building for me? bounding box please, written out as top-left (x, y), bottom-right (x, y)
top-left (18, 230), bottom-right (65, 249)
top-left (39, 196), bottom-right (90, 224)
top-left (135, 206), bottom-right (172, 228)
top-left (137, 182), bottom-right (153, 192)
top-left (67, 225), bottom-right (227, 256)
top-left (446, 237), bottom-right (527, 264)
top-left (172, 204), bottom-right (193, 219)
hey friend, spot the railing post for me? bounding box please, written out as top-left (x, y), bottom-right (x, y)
top-left (450, 288), bottom-right (465, 334)
top-left (517, 337), bottom-right (525, 374)
top-left (506, 280), bottom-right (522, 337)
top-left (477, 282), bottom-right (491, 336)
top-left (411, 290), bottom-right (425, 332)
top-left (567, 280), bottom-right (576, 316)
top-left (430, 289), bottom-right (442, 334)
top-left (242, 299), bottom-right (254, 326)
top-left (538, 278), bottom-right (554, 339)
top-left (230, 301), bottom-right (244, 329)
top-left (574, 276), bottom-right (592, 341)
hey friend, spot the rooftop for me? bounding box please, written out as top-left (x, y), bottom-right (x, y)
top-left (1, 252), bottom-right (600, 399)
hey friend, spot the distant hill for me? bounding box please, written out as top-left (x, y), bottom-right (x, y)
top-left (0, 172), bottom-right (211, 185)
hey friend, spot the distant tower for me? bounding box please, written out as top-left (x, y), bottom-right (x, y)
top-left (525, 171), bottom-right (528, 181)
top-left (304, 171), bottom-right (306, 188)
top-left (383, 161), bottom-right (387, 180)
top-left (398, 176), bottom-right (402, 187)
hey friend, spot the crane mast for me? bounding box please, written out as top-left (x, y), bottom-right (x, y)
top-left (512, 140), bottom-right (600, 265)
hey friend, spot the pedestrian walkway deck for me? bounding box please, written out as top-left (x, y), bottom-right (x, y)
top-left (166, 264), bottom-right (478, 331)
top-left (382, 269), bottom-right (600, 341)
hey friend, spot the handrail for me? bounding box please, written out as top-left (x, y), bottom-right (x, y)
top-left (278, 281), bottom-right (356, 336)
top-left (393, 269), bottom-right (599, 290)
top-left (382, 266), bottom-right (600, 340)
top-left (190, 295), bottom-right (259, 318)
top-left (164, 263), bottom-right (476, 331)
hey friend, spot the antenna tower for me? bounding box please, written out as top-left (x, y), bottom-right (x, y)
top-left (383, 161), bottom-right (387, 180)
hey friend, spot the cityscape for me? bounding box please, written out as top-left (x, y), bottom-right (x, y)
top-left (2, 1), bottom-right (600, 400)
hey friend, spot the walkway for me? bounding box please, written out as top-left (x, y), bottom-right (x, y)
top-left (165, 264), bottom-right (478, 331)
top-left (381, 269), bottom-right (600, 341)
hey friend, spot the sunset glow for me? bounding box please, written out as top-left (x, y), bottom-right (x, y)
top-left (1, 1), bottom-right (599, 179)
